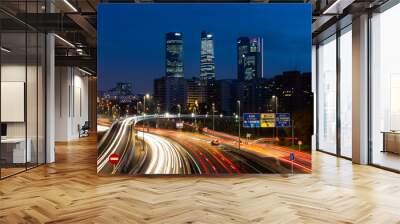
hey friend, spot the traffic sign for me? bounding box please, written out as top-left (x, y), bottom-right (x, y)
top-left (260, 113), bottom-right (275, 128)
top-left (290, 152), bottom-right (295, 161)
top-left (243, 113), bottom-right (260, 128)
top-left (276, 113), bottom-right (291, 127)
top-left (109, 153), bottom-right (120, 165)
top-left (289, 152), bottom-right (295, 174)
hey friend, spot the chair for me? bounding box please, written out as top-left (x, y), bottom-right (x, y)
top-left (79, 121), bottom-right (90, 138)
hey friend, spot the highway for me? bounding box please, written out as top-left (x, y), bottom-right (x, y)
top-left (136, 131), bottom-right (196, 174)
top-left (147, 128), bottom-right (287, 174)
top-left (97, 115), bottom-right (311, 175)
top-left (202, 128), bottom-right (312, 173)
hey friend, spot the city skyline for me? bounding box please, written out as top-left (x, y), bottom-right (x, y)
top-left (98, 4), bottom-right (311, 93)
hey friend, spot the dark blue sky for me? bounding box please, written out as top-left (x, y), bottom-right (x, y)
top-left (98, 3), bottom-right (311, 93)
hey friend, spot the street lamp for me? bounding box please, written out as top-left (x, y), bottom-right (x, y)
top-left (237, 100), bottom-right (241, 150)
top-left (272, 95), bottom-right (278, 113)
top-left (212, 103), bottom-right (215, 135)
top-left (136, 101), bottom-right (141, 116)
top-left (156, 104), bottom-right (160, 128)
top-left (272, 95), bottom-right (278, 139)
top-left (143, 93), bottom-right (150, 130)
top-left (143, 93), bottom-right (150, 151)
top-left (177, 104), bottom-right (181, 121)
top-left (194, 100), bottom-right (198, 129)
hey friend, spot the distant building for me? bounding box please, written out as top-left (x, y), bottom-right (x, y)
top-left (216, 79), bottom-right (237, 115)
top-left (154, 77), bottom-right (166, 111)
top-left (187, 77), bottom-right (207, 112)
top-left (237, 37), bottom-right (263, 81)
top-left (200, 31), bottom-right (215, 80)
top-left (154, 71), bottom-right (312, 115)
top-left (236, 79), bottom-right (273, 113)
top-left (154, 77), bottom-right (187, 113)
top-left (166, 32), bottom-right (184, 78)
top-left (110, 82), bottom-right (133, 96)
top-left (101, 82), bottom-right (135, 103)
top-left (270, 71), bottom-right (313, 113)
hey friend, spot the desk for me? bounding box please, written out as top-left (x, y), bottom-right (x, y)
top-left (382, 131), bottom-right (400, 154)
top-left (1, 138), bottom-right (31, 163)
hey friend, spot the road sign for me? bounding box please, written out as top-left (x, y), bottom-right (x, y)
top-left (109, 153), bottom-right (120, 165)
top-left (290, 152), bottom-right (295, 161)
top-left (276, 113), bottom-right (291, 127)
top-left (243, 113), bottom-right (260, 128)
top-left (260, 113), bottom-right (275, 128)
top-left (289, 152), bottom-right (295, 174)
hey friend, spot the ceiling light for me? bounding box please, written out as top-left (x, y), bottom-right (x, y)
top-left (1, 47), bottom-right (11, 53)
top-left (63, 0), bottom-right (78, 12)
top-left (54, 34), bottom-right (75, 48)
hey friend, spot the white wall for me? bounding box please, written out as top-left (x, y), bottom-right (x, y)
top-left (1, 64), bottom-right (26, 138)
top-left (1, 63), bottom-right (46, 164)
top-left (1, 64), bottom-right (42, 138)
top-left (55, 67), bottom-right (89, 141)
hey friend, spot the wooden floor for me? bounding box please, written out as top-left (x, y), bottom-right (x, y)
top-left (1, 136), bottom-right (400, 224)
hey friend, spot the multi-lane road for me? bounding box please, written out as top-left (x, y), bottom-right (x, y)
top-left (97, 116), bottom-right (312, 175)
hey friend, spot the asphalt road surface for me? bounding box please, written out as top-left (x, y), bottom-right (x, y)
top-left (97, 116), bottom-right (311, 175)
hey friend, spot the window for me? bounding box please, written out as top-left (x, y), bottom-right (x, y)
top-left (317, 35), bottom-right (337, 154)
top-left (0, 1), bottom-right (46, 179)
top-left (370, 3), bottom-right (400, 171)
top-left (339, 26), bottom-right (352, 158)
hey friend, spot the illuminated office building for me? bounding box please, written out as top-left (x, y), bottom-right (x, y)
top-left (200, 31), bottom-right (215, 80)
top-left (237, 37), bottom-right (263, 81)
top-left (166, 32), bottom-right (184, 78)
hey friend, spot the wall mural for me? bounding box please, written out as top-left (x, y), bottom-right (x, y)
top-left (97, 3), bottom-right (312, 175)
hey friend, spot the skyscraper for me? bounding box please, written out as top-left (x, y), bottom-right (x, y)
top-left (237, 37), bottom-right (263, 81)
top-left (166, 32), bottom-right (184, 78)
top-left (200, 31), bottom-right (215, 80)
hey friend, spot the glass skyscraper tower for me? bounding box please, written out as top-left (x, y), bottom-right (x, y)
top-left (237, 37), bottom-right (263, 81)
top-left (166, 32), bottom-right (184, 78)
top-left (200, 31), bottom-right (216, 80)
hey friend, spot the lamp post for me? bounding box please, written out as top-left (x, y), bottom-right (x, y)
top-left (136, 101), bottom-right (141, 116)
top-left (194, 100), bottom-right (198, 129)
top-left (272, 95), bottom-right (278, 139)
top-left (212, 103), bottom-right (215, 135)
top-left (156, 104), bottom-right (160, 129)
top-left (237, 100), bottom-right (241, 150)
top-left (177, 104), bottom-right (181, 122)
top-left (143, 93), bottom-right (150, 150)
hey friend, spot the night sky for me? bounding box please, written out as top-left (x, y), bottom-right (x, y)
top-left (98, 3), bottom-right (311, 94)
